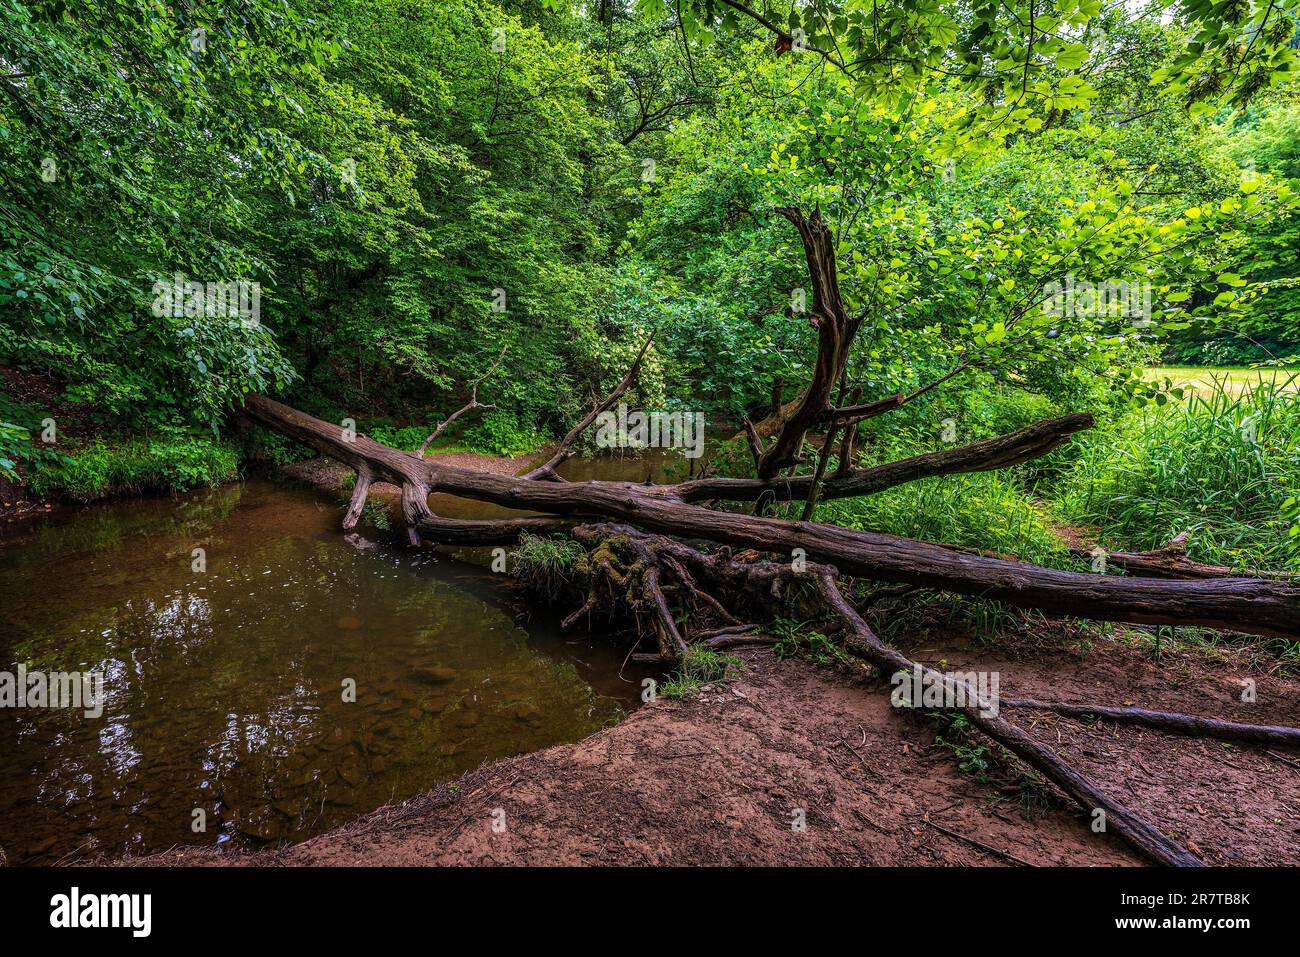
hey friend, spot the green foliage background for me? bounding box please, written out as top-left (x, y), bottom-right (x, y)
top-left (2, 0), bottom-right (1297, 514)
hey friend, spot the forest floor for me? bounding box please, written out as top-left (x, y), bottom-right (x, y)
top-left (0, 367), bottom-right (76, 522)
top-left (128, 622), bottom-right (1300, 867)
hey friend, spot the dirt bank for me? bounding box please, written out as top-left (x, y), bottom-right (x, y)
top-left (128, 631), bottom-right (1300, 867)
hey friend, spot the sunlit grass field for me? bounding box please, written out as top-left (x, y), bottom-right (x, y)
top-left (1144, 365), bottom-right (1300, 397)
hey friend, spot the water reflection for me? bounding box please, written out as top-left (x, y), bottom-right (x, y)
top-left (0, 479), bottom-right (648, 864)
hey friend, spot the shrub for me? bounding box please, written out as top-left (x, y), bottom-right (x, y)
top-left (462, 410), bottom-right (547, 457)
top-left (818, 470), bottom-right (1068, 568)
top-left (0, 420), bottom-right (30, 481)
top-left (367, 424), bottom-right (430, 452)
top-left (241, 426), bottom-right (314, 465)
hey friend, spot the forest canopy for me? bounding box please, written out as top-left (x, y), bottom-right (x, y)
top-left (2, 0), bottom-right (1298, 445)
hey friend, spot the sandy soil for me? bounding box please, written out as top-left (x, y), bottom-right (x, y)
top-left (129, 631), bottom-right (1300, 867)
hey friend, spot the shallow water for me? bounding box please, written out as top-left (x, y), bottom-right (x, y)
top-left (0, 476), bottom-right (655, 865)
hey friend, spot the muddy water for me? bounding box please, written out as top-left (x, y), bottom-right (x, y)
top-left (0, 475), bottom-right (659, 865)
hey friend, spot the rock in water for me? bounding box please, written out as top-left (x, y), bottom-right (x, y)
top-left (409, 665), bottom-right (457, 686)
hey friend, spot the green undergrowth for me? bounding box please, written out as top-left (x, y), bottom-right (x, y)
top-left (1052, 378), bottom-right (1300, 572)
top-left (659, 647), bottom-right (742, 700)
top-left (927, 712), bottom-right (1057, 814)
top-left (511, 533), bottom-right (588, 583)
top-left (770, 617), bottom-right (854, 667)
top-left (361, 410), bottom-right (547, 458)
top-left (26, 434), bottom-right (240, 502)
top-left (817, 470), bottom-right (1069, 569)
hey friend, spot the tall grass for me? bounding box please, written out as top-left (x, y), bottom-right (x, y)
top-left (817, 469), bottom-right (1068, 568)
top-left (1054, 376), bottom-right (1300, 571)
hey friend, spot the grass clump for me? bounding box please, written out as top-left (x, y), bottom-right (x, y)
top-left (659, 648), bottom-right (742, 699)
top-left (510, 532), bottom-right (588, 586)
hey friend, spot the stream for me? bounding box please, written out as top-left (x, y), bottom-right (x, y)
top-left (0, 462), bottom-right (672, 865)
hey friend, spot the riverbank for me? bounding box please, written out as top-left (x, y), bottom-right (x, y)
top-left (125, 631), bottom-right (1300, 867)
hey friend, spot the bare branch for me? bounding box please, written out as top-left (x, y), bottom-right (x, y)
top-left (521, 333), bottom-right (655, 479)
top-left (416, 344), bottom-right (508, 457)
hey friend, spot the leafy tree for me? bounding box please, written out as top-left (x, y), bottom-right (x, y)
top-left (627, 40), bottom-right (1294, 425)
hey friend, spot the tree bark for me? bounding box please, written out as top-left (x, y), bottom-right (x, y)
top-left (1003, 699), bottom-right (1300, 746)
top-left (755, 208), bottom-right (855, 478)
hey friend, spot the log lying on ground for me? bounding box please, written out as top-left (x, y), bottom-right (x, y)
top-left (1067, 533), bottom-right (1300, 582)
top-left (1003, 699), bottom-right (1300, 747)
top-left (240, 393), bottom-right (1300, 641)
top-left (673, 412), bottom-right (1095, 504)
top-left (234, 389), bottom-right (1252, 864)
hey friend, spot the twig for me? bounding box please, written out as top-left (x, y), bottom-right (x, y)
top-left (926, 820), bottom-right (1037, 867)
top-left (1266, 750), bottom-right (1300, 771)
top-left (522, 333), bottom-right (654, 478)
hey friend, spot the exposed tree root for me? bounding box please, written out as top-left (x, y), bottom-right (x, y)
top-left (559, 524), bottom-right (1210, 866)
top-left (811, 565), bottom-right (1202, 866)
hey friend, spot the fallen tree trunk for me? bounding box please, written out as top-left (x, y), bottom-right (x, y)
top-left (234, 194), bottom-right (1300, 868)
top-left (675, 412), bottom-right (1095, 504)
top-left (1067, 533), bottom-right (1300, 581)
top-left (236, 393), bottom-right (1300, 866)
top-left (241, 393), bottom-right (1300, 641)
